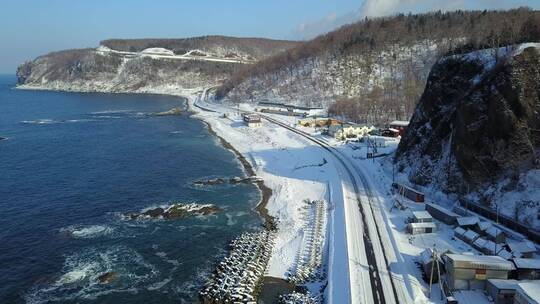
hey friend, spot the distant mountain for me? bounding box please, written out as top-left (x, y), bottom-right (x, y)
top-left (216, 8), bottom-right (540, 125)
top-left (16, 36), bottom-right (299, 95)
top-left (395, 43), bottom-right (540, 228)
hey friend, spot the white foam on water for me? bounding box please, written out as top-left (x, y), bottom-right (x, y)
top-left (90, 110), bottom-right (134, 115)
top-left (225, 213), bottom-right (237, 226)
top-left (25, 245), bottom-right (159, 303)
top-left (147, 278), bottom-right (172, 291)
top-left (61, 225), bottom-right (114, 239)
top-left (21, 119), bottom-right (59, 125)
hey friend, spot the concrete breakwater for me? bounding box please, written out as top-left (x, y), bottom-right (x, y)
top-left (199, 230), bottom-right (274, 303)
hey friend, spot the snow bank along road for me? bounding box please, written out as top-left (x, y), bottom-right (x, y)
top-left (263, 116), bottom-right (401, 304)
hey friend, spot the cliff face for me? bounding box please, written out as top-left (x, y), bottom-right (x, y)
top-left (16, 36), bottom-right (298, 95)
top-left (395, 43), bottom-right (540, 227)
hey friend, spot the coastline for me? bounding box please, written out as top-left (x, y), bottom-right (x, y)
top-left (16, 84), bottom-right (275, 228)
top-left (195, 108), bottom-right (275, 228)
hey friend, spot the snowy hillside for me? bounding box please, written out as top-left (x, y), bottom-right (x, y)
top-left (16, 36), bottom-right (299, 95)
top-left (217, 9), bottom-right (540, 125)
top-left (395, 43), bottom-right (540, 229)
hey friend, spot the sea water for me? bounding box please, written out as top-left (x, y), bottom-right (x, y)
top-left (0, 75), bottom-right (262, 303)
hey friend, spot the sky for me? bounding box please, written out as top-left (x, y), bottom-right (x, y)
top-left (0, 0), bottom-right (538, 73)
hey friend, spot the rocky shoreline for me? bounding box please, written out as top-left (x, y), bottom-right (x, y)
top-left (201, 119), bottom-right (275, 228)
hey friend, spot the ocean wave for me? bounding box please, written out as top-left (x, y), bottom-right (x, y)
top-left (21, 119), bottom-right (59, 125)
top-left (21, 118), bottom-right (95, 125)
top-left (60, 225), bottom-right (114, 239)
top-left (89, 110), bottom-right (135, 115)
top-left (25, 245), bottom-right (158, 303)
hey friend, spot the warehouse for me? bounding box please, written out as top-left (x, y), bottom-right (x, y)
top-left (486, 279), bottom-right (520, 304)
top-left (408, 222), bottom-right (437, 234)
top-left (445, 254), bottom-right (515, 290)
top-left (425, 203), bottom-right (459, 225)
top-left (514, 281), bottom-right (540, 304)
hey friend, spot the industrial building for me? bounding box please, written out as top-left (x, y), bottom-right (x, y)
top-left (444, 254), bottom-right (515, 290)
top-left (425, 203), bottom-right (459, 225)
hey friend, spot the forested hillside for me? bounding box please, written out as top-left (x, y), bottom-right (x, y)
top-left (217, 8), bottom-right (540, 125)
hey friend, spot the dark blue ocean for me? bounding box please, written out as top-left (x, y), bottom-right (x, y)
top-left (0, 75), bottom-right (262, 303)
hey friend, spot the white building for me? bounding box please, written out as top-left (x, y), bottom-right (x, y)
top-left (514, 281), bottom-right (540, 304)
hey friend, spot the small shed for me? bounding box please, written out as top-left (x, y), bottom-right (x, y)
top-left (476, 221), bottom-right (493, 232)
top-left (426, 203), bottom-right (459, 225)
top-left (486, 279), bottom-right (519, 304)
top-left (485, 226), bottom-right (506, 244)
top-left (463, 229), bottom-right (481, 244)
top-left (512, 258), bottom-right (540, 280)
top-left (242, 114), bottom-right (262, 127)
top-left (412, 211), bottom-right (433, 223)
top-left (457, 216), bottom-right (480, 229)
top-left (408, 222), bottom-right (437, 235)
top-left (419, 248), bottom-right (443, 283)
top-left (389, 120), bottom-right (409, 136)
top-left (508, 240), bottom-right (537, 259)
top-left (498, 249), bottom-right (514, 260)
top-left (514, 281), bottom-right (540, 304)
top-left (445, 254), bottom-right (516, 290)
top-left (394, 183), bottom-right (424, 202)
top-left (472, 237), bottom-right (489, 252)
top-left (454, 227), bottom-right (467, 241)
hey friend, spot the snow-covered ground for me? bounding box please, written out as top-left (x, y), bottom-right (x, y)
top-left (188, 95), bottom-right (538, 304)
top-left (189, 97), bottom-right (352, 303)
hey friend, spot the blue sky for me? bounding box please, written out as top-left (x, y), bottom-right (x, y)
top-left (0, 0), bottom-right (538, 73)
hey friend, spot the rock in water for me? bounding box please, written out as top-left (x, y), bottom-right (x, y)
top-left (126, 203), bottom-right (221, 220)
top-left (155, 107), bottom-right (182, 116)
top-left (142, 207), bottom-right (165, 218)
top-left (97, 272), bottom-right (116, 284)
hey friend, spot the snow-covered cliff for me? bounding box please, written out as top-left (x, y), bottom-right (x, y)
top-left (395, 43), bottom-right (540, 228)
